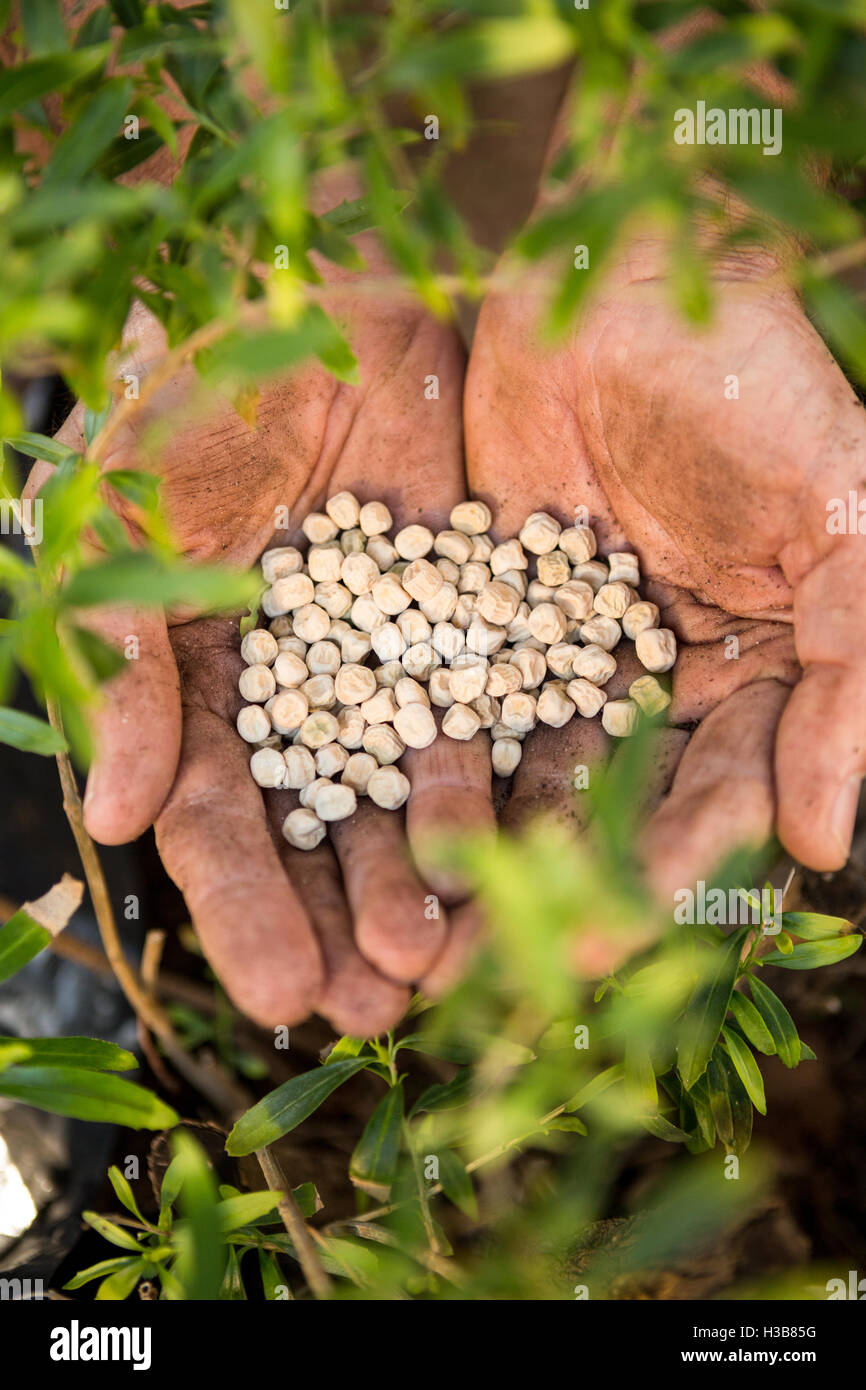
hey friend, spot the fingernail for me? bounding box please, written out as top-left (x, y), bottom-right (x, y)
top-left (830, 776), bottom-right (861, 861)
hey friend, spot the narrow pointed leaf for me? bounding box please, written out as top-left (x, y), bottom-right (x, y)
top-left (722, 1027), bottom-right (767, 1115)
top-left (226, 1058), bottom-right (371, 1155)
top-left (677, 928), bottom-right (747, 1089)
top-left (748, 976), bottom-right (801, 1067)
top-left (349, 1082), bottom-right (404, 1199)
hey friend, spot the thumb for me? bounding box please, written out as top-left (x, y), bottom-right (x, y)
top-left (775, 534), bottom-right (866, 869)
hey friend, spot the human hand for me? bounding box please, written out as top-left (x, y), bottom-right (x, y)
top-left (465, 238), bottom-right (866, 945)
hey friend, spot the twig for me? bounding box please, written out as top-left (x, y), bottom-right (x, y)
top-left (255, 1145), bottom-right (332, 1301)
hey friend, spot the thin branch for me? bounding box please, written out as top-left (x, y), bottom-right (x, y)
top-left (255, 1145), bottom-right (332, 1301)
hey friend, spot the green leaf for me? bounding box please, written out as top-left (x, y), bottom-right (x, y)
top-left (722, 1027), bottom-right (767, 1115)
top-left (324, 1034), bottom-right (366, 1064)
top-left (61, 552), bottom-right (256, 612)
top-left (226, 1058), bottom-right (372, 1155)
top-left (760, 935), bottom-right (862, 969)
top-left (0, 707), bottom-right (67, 755)
top-left (0, 1066), bottom-right (179, 1128)
top-left (108, 1165), bottom-right (146, 1222)
top-left (782, 912), bottom-right (854, 940)
top-left (748, 976), bottom-right (801, 1068)
top-left (0, 47), bottom-right (109, 121)
top-left (409, 1068), bottom-right (473, 1117)
top-left (0, 1041), bottom-right (32, 1071)
top-left (201, 306), bottom-right (358, 386)
top-left (170, 1130), bottom-right (226, 1300)
top-left (386, 16), bottom-right (575, 87)
top-left (95, 1259), bottom-right (146, 1301)
top-left (82, 1211), bottom-right (145, 1252)
top-left (728, 991), bottom-right (776, 1055)
top-left (437, 1148), bottom-right (478, 1219)
top-left (709, 1046), bottom-right (753, 1156)
top-left (22, 0), bottom-right (68, 56)
top-left (258, 1247), bottom-right (289, 1300)
top-left (43, 78), bottom-right (134, 186)
top-left (0, 1036), bottom-right (137, 1070)
top-left (684, 1074), bottom-right (716, 1150)
top-left (220, 1244), bottom-right (247, 1300)
top-left (216, 1191), bottom-right (281, 1232)
top-left (677, 928), bottom-right (748, 1089)
top-left (565, 1063), bottom-right (624, 1112)
top-left (642, 1114), bottom-right (692, 1144)
top-left (290, 1182), bottom-right (321, 1218)
top-left (64, 1256), bottom-right (143, 1291)
top-left (349, 1082), bottom-right (404, 1200)
top-left (0, 910), bottom-right (51, 983)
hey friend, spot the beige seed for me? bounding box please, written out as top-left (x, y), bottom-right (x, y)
top-left (500, 691), bottom-right (537, 734)
top-left (432, 621), bottom-right (464, 663)
top-left (559, 526), bottom-right (597, 564)
top-left (506, 602), bottom-right (533, 643)
top-left (419, 581), bottom-right (458, 624)
top-left (372, 572), bottom-right (412, 615)
top-left (302, 512), bottom-right (338, 544)
top-left (341, 551), bottom-right (380, 596)
top-left (282, 807), bottom-right (326, 851)
top-left (526, 579), bottom-right (555, 607)
top-left (305, 641), bottom-right (341, 678)
top-left (498, 569), bottom-right (528, 598)
top-left (341, 629), bottom-right (372, 664)
top-left (527, 602), bottom-right (568, 645)
top-left (237, 705), bottom-right (271, 743)
top-left (471, 693), bottom-right (500, 728)
top-left (566, 678), bottom-right (608, 718)
top-left (249, 747), bottom-right (286, 789)
top-left (429, 669), bottom-right (455, 708)
top-left (579, 616), bottom-right (621, 652)
top-left (607, 552), bottom-right (640, 586)
top-left (362, 724), bottom-right (405, 765)
top-left (307, 544), bottom-right (344, 584)
top-left (395, 676), bottom-right (430, 708)
top-left (283, 745), bottom-right (317, 789)
top-left (271, 572), bottom-right (315, 613)
top-left (299, 711), bottom-right (340, 748)
top-left (511, 647), bottom-right (547, 690)
top-left (375, 660), bottom-right (404, 688)
top-left (401, 558), bottom-right (443, 603)
top-left (394, 702), bottom-right (437, 749)
top-left (602, 698), bottom-right (638, 738)
top-left (466, 618), bottom-right (507, 658)
top-left (442, 703), bottom-right (482, 741)
top-left (553, 580), bottom-right (594, 622)
top-left (622, 601), bottom-right (660, 640)
top-left (316, 782), bottom-right (357, 822)
top-left (450, 500), bottom-right (492, 536)
top-left (241, 628), bottom-right (278, 667)
top-left (536, 685), bottom-right (576, 728)
top-left (394, 524), bottom-right (434, 560)
top-left (490, 538), bottom-right (528, 576)
top-left (452, 594), bottom-right (477, 630)
top-left (492, 737), bottom-right (522, 777)
top-left (340, 527), bottom-right (366, 555)
top-left (367, 765), bottom-right (411, 810)
top-left (436, 557), bottom-right (460, 585)
top-left (593, 582), bottom-right (632, 620)
top-left (301, 674), bottom-right (336, 709)
top-left (335, 663), bottom-right (377, 705)
top-left (519, 510), bottom-right (561, 555)
top-left (572, 644), bottom-right (617, 686)
top-left (314, 581), bottom-right (352, 619)
top-left (359, 500), bottom-right (392, 536)
top-left (325, 490), bottom-right (361, 530)
top-left (292, 603), bottom-right (330, 643)
top-left (629, 674), bottom-right (671, 717)
top-left (449, 659), bottom-right (488, 704)
top-left (434, 530), bottom-right (473, 565)
top-left (571, 560), bottom-right (608, 592)
top-left (336, 707), bottom-right (365, 750)
top-left (457, 561), bottom-right (490, 594)
top-left (261, 546), bottom-right (304, 583)
top-left (268, 615), bottom-right (294, 638)
top-left (491, 720), bottom-right (525, 742)
top-left (635, 627), bottom-right (677, 673)
top-left (267, 689), bottom-right (310, 734)
top-left (537, 550), bottom-right (571, 587)
top-left (402, 642), bottom-right (439, 680)
top-left (300, 777), bottom-right (332, 809)
top-left (361, 687), bottom-right (398, 725)
top-left (396, 609), bottom-right (432, 645)
top-left (476, 580), bottom-right (521, 626)
top-left (486, 662), bottom-right (522, 697)
top-left (342, 751), bottom-right (378, 795)
top-left (277, 635), bottom-right (307, 660)
top-left (350, 593), bottom-right (387, 633)
top-left (273, 650), bottom-right (309, 688)
top-left (239, 664), bottom-right (276, 703)
top-left (371, 622), bottom-right (407, 663)
top-left (546, 642), bottom-right (581, 678)
top-left (470, 533), bottom-right (494, 563)
top-left (366, 535), bottom-right (398, 570)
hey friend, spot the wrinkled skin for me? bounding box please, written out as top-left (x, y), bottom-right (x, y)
top-left (465, 240), bottom-right (866, 973)
top-left (29, 258), bottom-right (493, 1035)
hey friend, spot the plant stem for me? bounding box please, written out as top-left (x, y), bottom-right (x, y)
top-left (255, 1146), bottom-right (332, 1301)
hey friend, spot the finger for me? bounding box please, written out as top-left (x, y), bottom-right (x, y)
top-left (264, 792), bottom-right (410, 1037)
top-left (155, 708), bottom-right (324, 1027)
top-left (502, 714), bottom-right (610, 833)
top-left (81, 606), bottom-right (182, 844)
top-left (418, 899), bottom-right (485, 998)
top-left (329, 798), bottom-right (449, 984)
top-left (640, 679), bottom-right (789, 902)
top-left (776, 541), bottom-right (866, 869)
top-left (402, 716), bottom-right (495, 902)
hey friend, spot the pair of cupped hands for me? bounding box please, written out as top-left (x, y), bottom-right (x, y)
top-left (30, 196), bottom-right (866, 1039)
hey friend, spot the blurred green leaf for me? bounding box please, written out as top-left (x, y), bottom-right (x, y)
top-left (0, 707), bottom-right (67, 755)
top-left (0, 1036), bottom-right (136, 1070)
top-left (0, 909), bottom-right (52, 983)
top-left (3, 432), bottom-right (79, 466)
top-left (760, 935), bottom-right (862, 969)
top-left (782, 911), bottom-right (854, 940)
top-left (437, 1148), bottom-right (478, 1219)
top-left (170, 1130), bottom-right (226, 1300)
top-left (61, 552), bottom-right (256, 612)
top-left (0, 1066), bottom-right (179, 1127)
top-left (677, 928), bottom-right (747, 1090)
